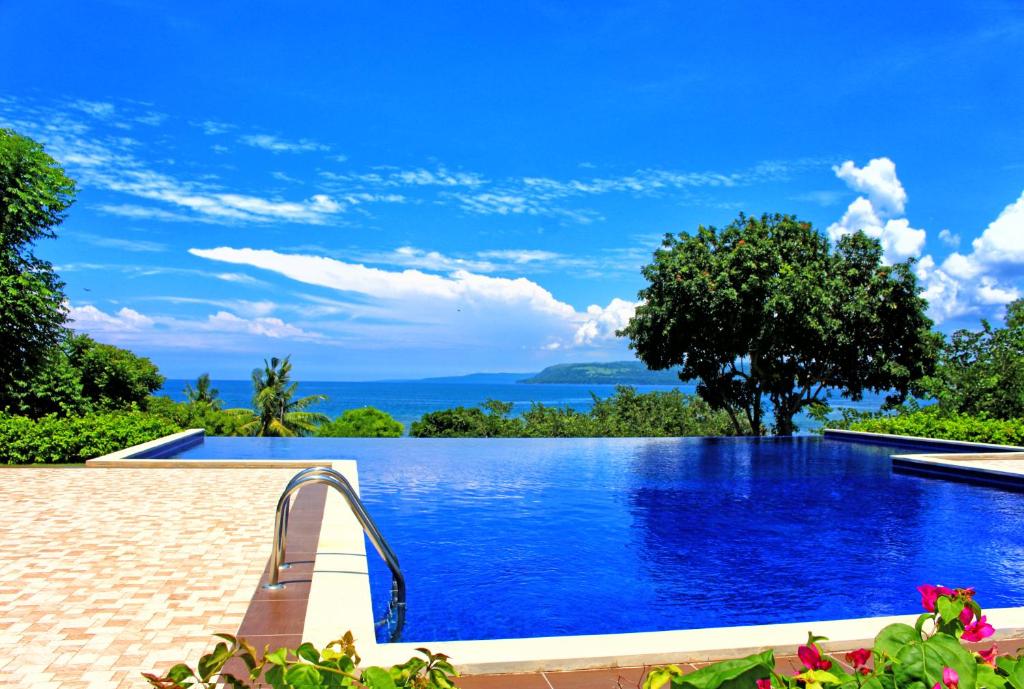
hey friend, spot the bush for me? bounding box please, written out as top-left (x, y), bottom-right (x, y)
top-left (827, 407), bottom-right (1024, 446)
top-left (144, 396), bottom-right (254, 437)
top-left (143, 632), bottom-right (456, 689)
top-left (646, 585), bottom-right (1002, 689)
top-left (149, 587), bottom-right (1013, 689)
top-left (0, 411), bottom-right (181, 464)
top-left (409, 387), bottom-right (738, 438)
top-left (316, 407), bottom-right (404, 437)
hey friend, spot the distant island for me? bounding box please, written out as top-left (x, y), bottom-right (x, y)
top-left (519, 361), bottom-right (685, 385)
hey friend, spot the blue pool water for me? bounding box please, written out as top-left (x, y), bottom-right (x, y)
top-left (176, 437), bottom-right (1024, 642)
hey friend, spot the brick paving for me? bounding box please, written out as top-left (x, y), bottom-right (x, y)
top-left (0, 466), bottom-right (303, 689)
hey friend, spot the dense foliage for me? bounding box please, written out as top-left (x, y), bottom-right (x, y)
top-left (828, 406), bottom-right (1024, 446)
top-left (647, 585), bottom-right (1002, 689)
top-left (621, 213), bottom-right (938, 436)
top-left (11, 334), bottom-right (164, 417)
top-left (0, 128), bottom-right (77, 412)
top-left (0, 411), bottom-right (181, 464)
top-left (144, 396), bottom-right (254, 437)
top-left (920, 299), bottom-right (1024, 420)
top-left (146, 587), bottom-right (1014, 689)
top-left (241, 356), bottom-right (329, 437)
top-left (826, 301), bottom-right (1024, 445)
top-left (409, 386), bottom-right (738, 437)
top-left (143, 631), bottom-right (457, 689)
top-left (316, 407), bottom-right (404, 437)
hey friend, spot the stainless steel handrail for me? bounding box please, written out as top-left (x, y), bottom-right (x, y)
top-left (263, 467), bottom-right (406, 642)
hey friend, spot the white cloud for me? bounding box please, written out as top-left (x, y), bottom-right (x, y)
top-left (574, 298), bottom-right (637, 345)
top-left (68, 303), bottom-right (154, 332)
top-left (477, 249), bottom-right (562, 264)
top-left (938, 228), bottom-right (960, 247)
top-left (70, 100), bottom-right (116, 120)
top-left (240, 134), bottom-right (328, 153)
top-left (74, 232), bottom-right (167, 252)
top-left (135, 112), bottom-right (167, 126)
top-left (197, 120), bottom-right (235, 135)
top-left (66, 301), bottom-right (323, 348)
top-left (967, 190), bottom-right (1024, 267)
top-left (833, 158), bottom-right (907, 215)
top-left (827, 158), bottom-right (925, 264)
top-left (189, 246), bottom-right (635, 351)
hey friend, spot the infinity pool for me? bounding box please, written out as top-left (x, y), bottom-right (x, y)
top-left (175, 436), bottom-right (1024, 642)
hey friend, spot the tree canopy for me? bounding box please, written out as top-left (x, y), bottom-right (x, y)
top-left (241, 356), bottom-right (329, 437)
top-left (316, 407), bottom-right (404, 437)
top-left (0, 128), bottom-right (77, 412)
top-left (620, 213), bottom-right (938, 435)
top-left (920, 298), bottom-right (1024, 419)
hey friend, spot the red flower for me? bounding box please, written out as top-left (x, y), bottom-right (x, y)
top-left (756, 679), bottom-right (772, 689)
top-left (943, 667), bottom-right (959, 689)
top-left (918, 584), bottom-right (955, 612)
top-left (798, 644), bottom-right (832, 671)
top-left (963, 615), bottom-right (995, 642)
top-left (845, 648), bottom-right (871, 669)
top-left (959, 606), bottom-right (974, 625)
top-left (978, 645), bottom-right (998, 666)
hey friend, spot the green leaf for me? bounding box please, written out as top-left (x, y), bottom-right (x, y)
top-left (675, 650), bottom-right (774, 689)
top-left (361, 666), bottom-right (398, 689)
top-left (295, 642), bottom-right (320, 664)
top-left (197, 642), bottom-right (233, 681)
top-left (997, 657), bottom-right (1024, 689)
top-left (937, 597), bottom-right (965, 625)
top-left (874, 623), bottom-right (920, 660)
top-left (166, 664), bottom-right (197, 683)
top-left (264, 648), bottom-right (289, 666)
top-left (894, 633), bottom-right (977, 689)
top-left (284, 664), bottom-right (323, 687)
top-left (976, 663), bottom-right (1007, 689)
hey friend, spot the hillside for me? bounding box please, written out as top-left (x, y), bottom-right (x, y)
top-left (519, 361), bottom-right (684, 385)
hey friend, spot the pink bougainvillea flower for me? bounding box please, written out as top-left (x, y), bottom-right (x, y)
top-left (959, 606), bottom-right (975, 624)
top-left (978, 645), bottom-right (998, 666)
top-left (943, 667), bottom-right (959, 689)
top-left (918, 584), bottom-right (955, 612)
top-left (963, 615), bottom-right (995, 642)
top-left (845, 649), bottom-right (871, 669)
top-left (798, 644), bottom-right (832, 671)
top-left (756, 679), bottom-right (772, 689)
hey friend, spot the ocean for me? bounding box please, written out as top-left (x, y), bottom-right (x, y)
top-left (158, 377), bottom-right (889, 434)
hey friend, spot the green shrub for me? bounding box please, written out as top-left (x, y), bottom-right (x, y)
top-left (316, 407), bottom-right (404, 438)
top-left (143, 632), bottom-right (456, 689)
top-left (647, 585), bottom-right (1002, 689)
top-left (0, 411), bottom-right (181, 464)
top-left (144, 396), bottom-right (254, 437)
top-left (828, 407), bottom-right (1024, 446)
top-left (409, 387), bottom-right (738, 438)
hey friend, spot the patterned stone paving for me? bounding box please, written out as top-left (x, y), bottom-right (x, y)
top-left (0, 466), bottom-right (303, 689)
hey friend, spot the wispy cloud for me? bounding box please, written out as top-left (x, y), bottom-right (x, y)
top-left (189, 246), bottom-right (634, 349)
top-left (196, 120), bottom-right (235, 135)
top-left (74, 232), bottom-right (168, 252)
top-left (240, 134), bottom-right (328, 153)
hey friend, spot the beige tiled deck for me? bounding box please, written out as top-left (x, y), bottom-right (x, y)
top-left (0, 466), bottom-right (302, 689)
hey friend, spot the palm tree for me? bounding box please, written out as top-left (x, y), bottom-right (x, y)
top-left (184, 373), bottom-right (221, 409)
top-left (240, 356), bottom-right (328, 437)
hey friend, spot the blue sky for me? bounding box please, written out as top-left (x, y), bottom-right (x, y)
top-left (1, 1), bottom-right (1022, 380)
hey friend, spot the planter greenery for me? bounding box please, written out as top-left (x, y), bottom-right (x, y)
top-left (144, 587), bottom-right (1014, 689)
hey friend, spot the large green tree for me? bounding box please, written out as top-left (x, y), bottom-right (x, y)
top-left (241, 356), bottom-right (329, 437)
top-left (0, 129), bottom-right (77, 412)
top-left (921, 298), bottom-right (1024, 419)
top-left (620, 213), bottom-right (939, 435)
